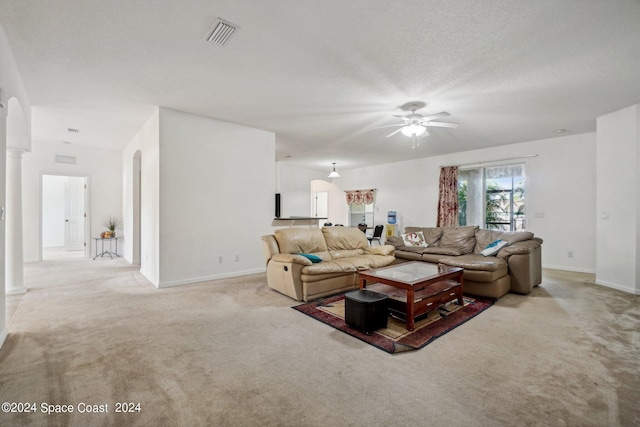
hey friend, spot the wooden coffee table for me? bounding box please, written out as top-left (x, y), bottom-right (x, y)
top-left (359, 262), bottom-right (464, 331)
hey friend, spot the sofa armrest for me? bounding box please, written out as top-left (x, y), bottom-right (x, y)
top-left (266, 259), bottom-right (305, 300)
top-left (365, 245), bottom-right (395, 256)
top-left (503, 244), bottom-right (542, 294)
top-left (386, 236), bottom-right (404, 248)
top-left (497, 239), bottom-right (542, 260)
top-left (261, 234), bottom-right (280, 266)
top-left (271, 253), bottom-right (313, 265)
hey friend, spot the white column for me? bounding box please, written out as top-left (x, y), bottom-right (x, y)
top-left (5, 147), bottom-right (26, 295)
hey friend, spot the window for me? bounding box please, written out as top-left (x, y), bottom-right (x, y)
top-left (345, 190), bottom-right (376, 228)
top-left (458, 164), bottom-right (525, 231)
top-left (349, 202), bottom-right (374, 228)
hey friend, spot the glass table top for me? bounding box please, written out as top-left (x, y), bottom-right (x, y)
top-left (362, 262), bottom-right (462, 285)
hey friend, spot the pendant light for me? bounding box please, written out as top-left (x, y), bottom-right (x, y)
top-left (328, 162), bottom-right (340, 178)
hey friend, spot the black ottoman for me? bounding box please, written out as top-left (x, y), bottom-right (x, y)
top-left (345, 290), bottom-right (388, 333)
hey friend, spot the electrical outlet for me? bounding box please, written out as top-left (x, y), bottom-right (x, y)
top-left (235, 254), bottom-right (240, 262)
top-left (567, 251), bottom-right (574, 258)
top-left (218, 256), bottom-right (223, 263)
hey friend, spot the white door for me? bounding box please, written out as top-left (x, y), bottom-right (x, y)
top-left (64, 178), bottom-right (85, 251)
top-left (313, 191), bottom-right (328, 217)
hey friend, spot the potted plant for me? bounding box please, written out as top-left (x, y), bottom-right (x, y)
top-left (103, 216), bottom-right (121, 238)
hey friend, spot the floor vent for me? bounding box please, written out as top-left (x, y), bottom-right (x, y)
top-left (206, 18), bottom-right (239, 46)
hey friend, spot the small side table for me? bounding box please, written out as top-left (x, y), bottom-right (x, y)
top-left (92, 237), bottom-right (120, 259)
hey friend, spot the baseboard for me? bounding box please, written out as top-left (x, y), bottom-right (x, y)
top-left (0, 326), bottom-right (7, 350)
top-left (595, 279), bottom-right (638, 295)
top-left (542, 265), bottom-right (596, 274)
top-left (543, 266), bottom-right (637, 294)
top-left (158, 268), bottom-right (266, 288)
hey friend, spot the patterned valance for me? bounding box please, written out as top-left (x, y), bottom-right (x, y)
top-left (345, 189), bottom-right (375, 205)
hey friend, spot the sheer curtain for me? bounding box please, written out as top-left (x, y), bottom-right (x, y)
top-left (437, 166), bottom-right (459, 227)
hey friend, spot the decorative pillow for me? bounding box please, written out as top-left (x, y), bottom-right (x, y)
top-left (298, 253), bottom-right (323, 263)
top-left (401, 231), bottom-right (428, 248)
top-left (481, 239), bottom-right (508, 256)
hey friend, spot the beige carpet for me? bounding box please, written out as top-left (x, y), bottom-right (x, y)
top-left (1, 259), bottom-right (638, 426)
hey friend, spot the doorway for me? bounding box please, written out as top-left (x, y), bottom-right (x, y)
top-left (41, 174), bottom-right (89, 260)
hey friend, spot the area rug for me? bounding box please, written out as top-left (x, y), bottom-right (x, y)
top-left (293, 288), bottom-right (494, 354)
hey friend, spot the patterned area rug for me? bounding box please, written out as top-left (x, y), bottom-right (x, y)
top-left (293, 288), bottom-right (494, 354)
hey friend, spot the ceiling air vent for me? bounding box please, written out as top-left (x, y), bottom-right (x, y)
top-left (55, 155), bottom-right (77, 164)
top-left (206, 18), bottom-right (239, 46)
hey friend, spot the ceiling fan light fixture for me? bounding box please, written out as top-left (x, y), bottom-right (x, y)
top-left (328, 162), bottom-right (340, 178)
top-left (401, 124), bottom-right (426, 137)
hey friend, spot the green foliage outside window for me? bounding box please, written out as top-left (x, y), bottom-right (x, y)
top-left (458, 177), bottom-right (525, 231)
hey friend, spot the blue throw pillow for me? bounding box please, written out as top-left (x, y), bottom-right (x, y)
top-left (299, 253), bottom-right (322, 263)
top-left (481, 239), bottom-right (508, 256)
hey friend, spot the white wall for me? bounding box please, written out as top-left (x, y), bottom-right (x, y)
top-left (0, 23), bottom-right (32, 349)
top-left (122, 109), bottom-right (160, 284)
top-left (41, 175), bottom-right (66, 247)
top-left (22, 141), bottom-right (122, 262)
top-left (276, 163), bottom-right (326, 218)
top-left (328, 132), bottom-right (597, 274)
top-left (156, 108), bottom-right (275, 287)
top-left (0, 26), bottom-right (31, 149)
top-left (596, 104), bottom-right (639, 294)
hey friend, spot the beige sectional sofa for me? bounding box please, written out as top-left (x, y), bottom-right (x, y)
top-left (387, 226), bottom-right (543, 298)
top-left (262, 226), bottom-right (395, 301)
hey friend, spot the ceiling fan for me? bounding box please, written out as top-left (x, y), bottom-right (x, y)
top-left (374, 101), bottom-right (458, 146)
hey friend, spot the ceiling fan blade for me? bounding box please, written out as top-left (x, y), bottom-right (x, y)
top-left (385, 127), bottom-right (405, 138)
top-left (371, 123), bottom-right (405, 130)
top-left (424, 121), bottom-right (458, 128)
top-left (421, 112), bottom-right (450, 121)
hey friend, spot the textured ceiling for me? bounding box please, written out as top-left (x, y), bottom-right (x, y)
top-left (1, 0), bottom-right (639, 172)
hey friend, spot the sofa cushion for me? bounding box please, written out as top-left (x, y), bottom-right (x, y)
top-left (424, 247), bottom-right (465, 256)
top-left (399, 246), bottom-right (429, 254)
top-left (359, 254), bottom-right (396, 268)
top-left (474, 229), bottom-right (503, 254)
top-left (329, 249), bottom-right (365, 260)
top-left (394, 250), bottom-right (423, 261)
top-left (322, 227), bottom-right (369, 251)
top-left (275, 228), bottom-right (328, 255)
top-left (463, 268), bottom-right (508, 283)
top-left (365, 245), bottom-right (395, 256)
top-left (405, 227), bottom-right (443, 246)
top-left (440, 226), bottom-right (478, 254)
top-left (336, 256), bottom-right (377, 271)
top-left (499, 231), bottom-right (534, 245)
top-left (438, 254), bottom-right (507, 271)
top-left (301, 260), bottom-right (357, 274)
